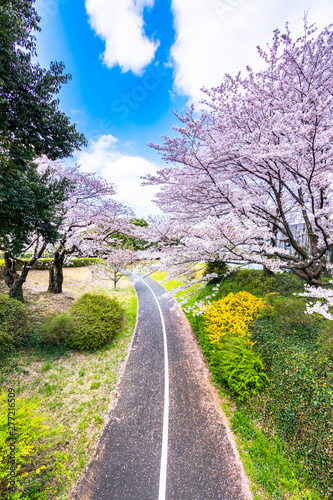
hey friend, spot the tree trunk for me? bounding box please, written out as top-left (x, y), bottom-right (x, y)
top-left (3, 244), bottom-right (46, 302)
top-left (9, 279), bottom-right (25, 302)
top-left (4, 252), bottom-right (28, 302)
top-left (113, 269), bottom-right (123, 290)
top-left (48, 252), bottom-right (65, 293)
top-left (263, 265), bottom-right (273, 277)
top-left (113, 269), bottom-right (118, 290)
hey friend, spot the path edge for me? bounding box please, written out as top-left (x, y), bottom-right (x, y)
top-left (151, 277), bottom-right (254, 500)
top-left (70, 277), bottom-right (140, 499)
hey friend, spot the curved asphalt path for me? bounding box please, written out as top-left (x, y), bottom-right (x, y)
top-left (73, 276), bottom-right (252, 500)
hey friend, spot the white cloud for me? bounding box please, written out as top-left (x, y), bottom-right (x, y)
top-left (85, 0), bottom-right (159, 75)
top-left (76, 135), bottom-right (161, 217)
top-left (170, 0), bottom-right (333, 104)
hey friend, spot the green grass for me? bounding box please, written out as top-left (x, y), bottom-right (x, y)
top-left (150, 266), bottom-right (204, 302)
top-left (41, 361), bottom-right (52, 372)
top-left (89, 382), bottom-right (101, 390)
top-left (0, 276), bottom-right (137, 499)
top-left (231, 405), bottom-right (323, 500)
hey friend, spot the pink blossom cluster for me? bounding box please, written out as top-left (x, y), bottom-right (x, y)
top-left (136, 22), bottom-right (333, 318)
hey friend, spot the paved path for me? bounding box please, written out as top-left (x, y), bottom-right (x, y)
top-left (73, 276), bottom-right (252, 500)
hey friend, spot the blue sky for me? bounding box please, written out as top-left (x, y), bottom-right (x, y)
top-left (34, 0), bottom-right (333, 216)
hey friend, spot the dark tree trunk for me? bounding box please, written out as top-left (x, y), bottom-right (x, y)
top-left (263, 265), bottom-right (273, 277)
top-left (9, 279), bottom-right (25, 302)
top-left (3, 244), bottom-right (46, 302)
top-left (4, 252), bottom-right (29, 302)
top-left (48, 251), bottom-right (65, 294)
top-left (113, 269), bottom-right (123, 290)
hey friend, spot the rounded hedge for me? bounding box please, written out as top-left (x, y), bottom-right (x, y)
top-left (0, 296), bottom-right (32, 355)
top-left (66, 293), bottom-right (123, 350)
top-left (39, 313), bottom-right (75, 346)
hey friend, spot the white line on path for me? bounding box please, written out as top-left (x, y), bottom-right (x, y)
top-left (140, 278), bottom-right (169, 500)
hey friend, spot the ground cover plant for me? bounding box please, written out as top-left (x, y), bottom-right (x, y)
top-left (0, 390), bottom-right (69, 500)
top-left (0, 267), bottom-right (137, 499)
top-left (154, 268), bottom-right (333, 499)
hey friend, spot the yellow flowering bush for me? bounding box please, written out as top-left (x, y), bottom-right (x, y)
top-left (0, 389), bottom-right (69, 499)
top-left (195, 291), bottom-right (268, 399)
top-left (203, 291), bottom-right (265, 346)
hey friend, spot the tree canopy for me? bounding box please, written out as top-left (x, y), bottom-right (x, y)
top-left (0, 0), bottom-right (86, 254)
top-left (146, 22), bottom-right (333, 288)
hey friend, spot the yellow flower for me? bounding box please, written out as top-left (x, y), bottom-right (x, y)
top-left (203, 291), bottom-right (265, 347)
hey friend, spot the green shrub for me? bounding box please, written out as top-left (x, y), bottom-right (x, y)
top-left (253, 316), bottom-right (333, 493)
top-left (185, 270), bottom-right (332, 495)
top-left (203, 260), bottom-right (229, 282)
top-left (209, 336), bottom-right (268, 400)
top-left (259, 294), bottom-right (318, 331)
top-left (0, 389), bottom-right (68, 499)
top-left (207, 269), bottom-right (306, 299)
top-left (0, 296), bottom-right (32, 356)
top-left (39, 314), bottom-right (75, 346)
top-left (67, 293), bottom-right (123, 350)
top-left (187, 312), bottom-right (213, 361)
top-left (62, 257), bottom-right (104, 269)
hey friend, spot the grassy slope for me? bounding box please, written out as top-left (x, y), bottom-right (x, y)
top-left (0, 269), bottom-right (137, 499)
top-left (152, 269), bottom-right (333, 500)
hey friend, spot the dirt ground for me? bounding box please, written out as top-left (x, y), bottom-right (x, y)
top-left (0, 266), bottom-right (129, 322)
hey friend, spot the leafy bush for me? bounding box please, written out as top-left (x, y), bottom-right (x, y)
top-left (39, 314), bottom-right (75, 346)
top-left (208, 269), bottom-right (305, 298)
top-left (63, 257), bottom-right (104, 268)
top-left (0, 389), bottom-right (68, 499)
top-left (186, 270), bottom-right (332, 496)
top-left (67, 293), bottom-right (123, 350)
top-left (230, 409), bottom-right (323, 499)
top-left (0, 296), bottom-right (32, 356)
top-left (210, 336), bottom-right (268, 400)
top-left (253, 315), bottom-right (333, 494)
top-left (203, 260), bottom-right (229, 282)
top-left (202, 291), bottom-right (265, 345)
top-left (260, 293), bottom-right (317, 330)
top-left (191, 291), bottom-right (268, 400)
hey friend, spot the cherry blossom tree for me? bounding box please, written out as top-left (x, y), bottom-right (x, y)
top-left (2, 162), bottom-right (73, 301)
top-left (41, 161), bottom-right (133, 294)
top-left (132, 215), bottom-right (235, 303)
top-left (2, 160), bottom-right (133, 301)
top-left (89, 248), bottom-right (137, 290)
top-left (298, 282), bottom-right (333, 320)
top-left (146, 21), bottom-right (333, 290)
